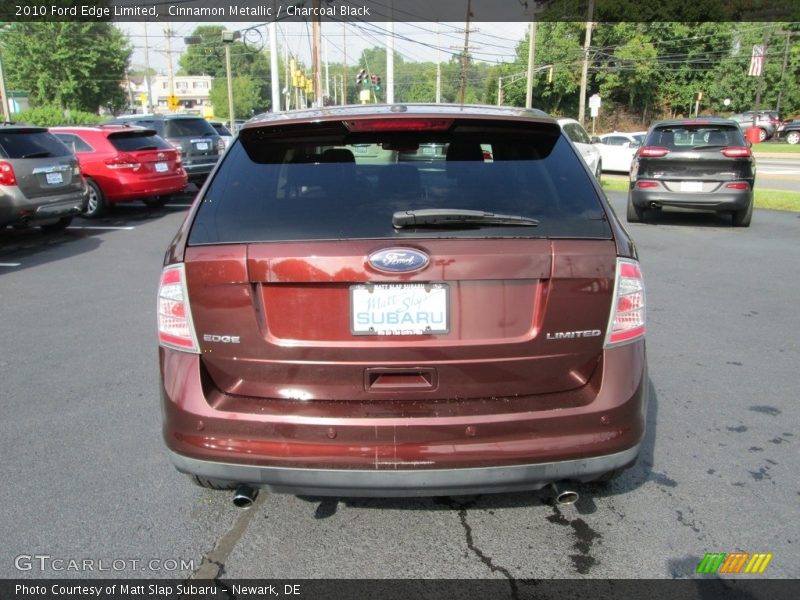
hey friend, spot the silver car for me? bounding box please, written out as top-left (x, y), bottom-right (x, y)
top-left (729, 112), bottom-right (777, 142)
top-left (0, 125), bottom-right (87, 231)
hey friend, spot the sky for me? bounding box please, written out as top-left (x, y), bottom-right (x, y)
top-left (116, 21), bottom-right (529, 75)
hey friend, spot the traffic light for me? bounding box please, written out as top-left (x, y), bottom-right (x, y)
top-left (356, 69), bottom-right (367, 85)
top-left (375, 76), bottom-right (382, 92)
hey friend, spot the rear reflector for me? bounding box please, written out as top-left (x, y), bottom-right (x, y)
top-left (725, 182), bottom-right (750, 190)
top-left (605, 258), bottom-right (646, 347)
top-left (639, 147), bottom-right (670, 158)
top-left (157, 264), bottom-right (199, 353)
top-left (636, 180), bottom-right (660, 189)
top-left (344, 118), bottom-right (454, 132)
top-left (0, 161), bottom-right (17, 186)
top-left (721, 147), bottom-right (752, 158)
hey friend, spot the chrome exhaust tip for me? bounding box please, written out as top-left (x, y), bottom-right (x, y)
top-left (232, 484), bottom-right (258, 509)
top-left (549, 482), bottom-right (579, 505)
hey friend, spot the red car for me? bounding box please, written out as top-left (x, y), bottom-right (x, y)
top-left (158, 104), bottom-right (647, 506)
top-left (51, 126), bottom-right (187, 218)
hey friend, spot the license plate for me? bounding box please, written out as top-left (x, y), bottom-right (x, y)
top-left (194, 142), bottom-right (209, 151)
top-left (680, 181), bottom-right (703, 192)
top-left (46, 172), bottom-right (63, 185)
top-left (155, 162), bottom-right (168, 173)
top-left (351, 284), bottom-right (449, 336)
top-left (354, 145), bottom-right (368, 155)
top-left (422, 146), bottom-right (434, 155)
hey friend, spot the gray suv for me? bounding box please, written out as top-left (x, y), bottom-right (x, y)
top-left (0, 125), bottom-right (88, 231)
top-left (729, 111), bottom-right (777, 141)
top-left (106, 115), bottom-right (222, 183)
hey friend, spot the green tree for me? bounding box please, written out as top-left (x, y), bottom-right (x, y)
top-left (209, 76), bottom-right (261, 120)
top-left (2, 22), bottom-right (131, 113)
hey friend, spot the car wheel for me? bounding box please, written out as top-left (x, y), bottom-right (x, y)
top-left (786, 131), bottom-right (800, 145)
top-left (40, 217), bottom-right (73, 232)
top-left (758, 128), bottom-right (768, 142)
top-left (189, 475), bottom-right (237, 490)
top-left (142, 196), bottom-right (169, 208)
top-left (731, 199), bottom-right (753, 227)
top-left (594, 161), bottom-right (602, 184)
top-left (626, 196), bottom-right (644, 223)
top-left (83, 179), bottom-right (105, 218)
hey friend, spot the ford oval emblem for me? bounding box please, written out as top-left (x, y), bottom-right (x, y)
top-left (368, 248), bottom-right (429, 273)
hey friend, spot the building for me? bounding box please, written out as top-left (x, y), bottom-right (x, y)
top-left (121, 75), bottom-right (214, 114)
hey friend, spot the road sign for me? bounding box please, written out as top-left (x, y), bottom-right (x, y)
top-left (590, 106), bottom-right (599, 118)
top-left (167, 95), bottom-right (179, 110)
top-left (589, 94), bottom-right (601, 109)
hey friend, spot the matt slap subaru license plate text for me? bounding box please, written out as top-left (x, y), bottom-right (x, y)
top-left (350, 283), bottom-right (449, 336)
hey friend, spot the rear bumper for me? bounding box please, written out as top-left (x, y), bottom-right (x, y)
top-left (101, 173), bottom-right (188, 202)
top-left (161, 342), bottom-right (647, 496)
top-left (183, 160), bottom-right (219, 179)
top-left (630, 187), bottom-right (752, 211)
top-left (0, 186), bottom-right (87, 227)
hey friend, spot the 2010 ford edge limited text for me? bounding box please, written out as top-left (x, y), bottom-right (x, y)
top-left (157, 104), bottom-right (648, 499)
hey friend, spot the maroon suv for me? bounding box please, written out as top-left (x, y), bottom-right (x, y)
top-left (157, 105), bottom-right (647, 500)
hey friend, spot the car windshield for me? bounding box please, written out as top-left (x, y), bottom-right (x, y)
top-left (163, 118), bottom-right (217, 138)
top-left (0, 130), bottom-right (72, 159)
top-left (188, 120), bottom-right (610, 244)
top-left (646, 125), bottom-right (744, 149)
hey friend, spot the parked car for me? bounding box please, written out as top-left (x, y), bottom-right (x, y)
top-left (208, 121), bottom-right (234, 148)
top-left (557, 117), bottom-right (602, 180)
top-left (105, 114), bottom-right (222, 183)
top-left (0, 124), bottom-right (87, 231)
top-left (51, 126), bottom-right (187, 218)
top-left (628, 118), bottom-right (755, 226)
top-left (775, 119), bottom-right (800, 145)
top-left (729, 111), bottom-right (777, 141)
top-left (597, 131), bottom-right (647, 172)
top-left (158, 104), bottom-right (648, 502)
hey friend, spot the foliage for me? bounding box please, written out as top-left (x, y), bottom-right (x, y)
top-left (2, 22), bottom-right (131, 113)
top-left (209, 76), bottom-right (261, 120)
top-left (10, 105), bottom-right (104, 127)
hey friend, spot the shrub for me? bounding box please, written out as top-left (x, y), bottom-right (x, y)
top-left (9, 105), bottom-right (103, 127)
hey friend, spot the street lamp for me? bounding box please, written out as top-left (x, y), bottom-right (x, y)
top-left (221, 30), bottom-right (239, 135)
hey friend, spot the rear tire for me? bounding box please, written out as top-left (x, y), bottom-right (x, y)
top-left (189, 475), bottom-right (237, 490)
top-left (142, 196), bottom-right (169, 208)
top-left (786, 131), bottom-right (800, 145)
top-left (626, 196), bottom-right (644, 223)
top-left (83, 179), bottom-right (105, 218)
top-left (758, 128), bottom-right (768, 142)
top-left (40, 217), bottom-right (72, 232)
top-left (731, 199), bottom-right (753, 227)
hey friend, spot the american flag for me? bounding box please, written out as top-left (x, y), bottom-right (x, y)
top-left (748, 45), bottom-right (766, 77)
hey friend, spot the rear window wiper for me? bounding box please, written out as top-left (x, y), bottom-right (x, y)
top-left (22, 151), bottom-right (52, 158)
top-left (135, 145), bottom-right (159, 151)
top-left (393, 209), bottom-right (539, 229)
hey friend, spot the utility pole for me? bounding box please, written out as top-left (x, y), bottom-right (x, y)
top-left (143, 22), bottom-right (154, 112)
top-left (525, 20), bottom-right (537, 109)
top-left (577, 0), bottom-right (594, 125)
top-left (324, 37), bottom-right (330, 102)
top-left (458, 0), bottom-right (473, 105)
top-left (497, 76), bottom-right (503, 106)
top-left (386, 19), bottom-right (395, 104)
top-left (435, 23), bottom-right (442, 103)
top-left (342, 23), bottom-right (348, 105)
top-left (0, 48), bottom-right (10, 121)
top-left (222, 31), bottom-right (236, 133)
top-left (269, 20), bottom-right (281, 112)
top-left (311, 0), bottom-right (322, 107)
top-left (164, 26), bottom-right (176, 108)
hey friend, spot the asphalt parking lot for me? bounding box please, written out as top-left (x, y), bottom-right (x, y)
top-left (0, 191), bottom-right (797, 581)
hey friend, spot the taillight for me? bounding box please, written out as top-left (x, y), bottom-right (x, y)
top-left (157, 264), bottom-right (199, 353)
top-left (726, 182), bottom-right (750, 190)
top-left (217, 138), bottom-right (226, 152)
top-left (636, 180), bottom-right (660, 189)
top-left (721, 147), bottom-right (752, 158)
top-left (0, 161), bottom-right (17, 186)
top-left (104, 153), bottom-right (141, 170)
top-left (639, 147), bottom-right (670, 158)
top-left (605, 258), bottom-right (645, 347)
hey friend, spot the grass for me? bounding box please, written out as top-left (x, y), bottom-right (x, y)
top-left (601, 179), bottom-right (800, 212)
top-left (752, 143), bottom-right (800, 154)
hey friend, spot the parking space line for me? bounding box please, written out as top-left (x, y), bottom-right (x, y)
top-left (0, 262), bottom-right (22, 267)
top-left (67, 225), bottom-right (136, 230)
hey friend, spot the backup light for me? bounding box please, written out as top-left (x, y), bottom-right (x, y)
top-left (605, 258), bottom-right (646, 347)
top-left (157, 264), bottom-right (200, 353)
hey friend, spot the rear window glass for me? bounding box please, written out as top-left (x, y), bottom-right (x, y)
top-left (211, 123), bottom-right (232, 136)
top-left (108, 132), bottom-right (172, 152)
top-left (164, 118), bottom-right (217, 138)
top-left (0, 131), bottom-right (72, 159)
top-left (646, 124), bottom-right (745, 149)
top-left (188, 119), bottom-right (611, 244)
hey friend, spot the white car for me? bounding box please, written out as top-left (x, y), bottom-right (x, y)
top-left (596, 131), bottom-right (647, 173)
top-left (557, 118), bottom-right (602, 180)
